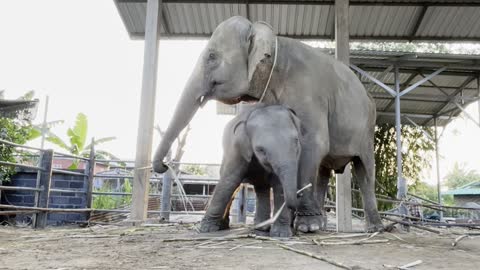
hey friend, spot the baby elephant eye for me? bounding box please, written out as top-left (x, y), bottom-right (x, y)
top-left (255, 146), bottom-right (266, 155)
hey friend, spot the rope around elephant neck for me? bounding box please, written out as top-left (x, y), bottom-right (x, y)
top-left (258, 37), bottom-right (278, 103)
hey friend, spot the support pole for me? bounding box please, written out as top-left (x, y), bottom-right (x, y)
top-left (130, 0), bottom-right (163, 223)
top-left (478, 74), bottom-right (480, 124)
top-left (335, 0), bottom-right (352, 232)
top-left (40, 95), bottom-right (49, 149)
top-left (478, 75), bottom-right (480, 124)
top-left (434, 118), bottom-right (443, 221)
top-left (34, 149), bottom-right (53, 229)
top-left (160, 170), bottom-right (173, 221)
top-left (85, 139), bottom-right (95, 220)
top-left (394, 66), bottom-right (406, 200)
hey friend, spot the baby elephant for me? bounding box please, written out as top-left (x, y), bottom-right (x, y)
top-left (199, 104), bottom-right (302, 237)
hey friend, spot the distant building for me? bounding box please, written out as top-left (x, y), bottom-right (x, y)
top-left (444, 181), bottom-right (480, 206)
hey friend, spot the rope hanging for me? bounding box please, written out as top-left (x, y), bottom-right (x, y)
top-left (258, 37), bottom-right (278, 103)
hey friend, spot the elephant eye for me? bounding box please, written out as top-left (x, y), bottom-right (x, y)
top-left (208, 52), bottom-right (217, 61)
top-left (255, 146), bottom-right (266, 155)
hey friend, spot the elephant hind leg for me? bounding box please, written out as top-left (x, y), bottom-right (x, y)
top-left (316, 166), bottom-right (331, 230)
top-left (352, 155), bottom-right (384, 232)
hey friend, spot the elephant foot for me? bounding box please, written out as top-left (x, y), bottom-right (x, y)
top-left (254, 229), bottom-right (270, 236)
top-left (295, 214), bottom-right (323, 233)
top-left (366, 222), bottom-right (385, 233)
top-left (320, 214), bottom-right (328, 230)
top-left (270, 223), bottom-right (292, 238)
top-left (198, 216), bottom-right (229, 233)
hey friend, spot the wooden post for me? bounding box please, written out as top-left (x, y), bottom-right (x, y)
top-left (233, 184), bottom-right (247, 224)
top-left (160, 170), bottom-right (173, 221)
top-left (335, 0), bottom-right (352, 232)
top-left (85, 139), bottom-right (95, 219)
top-left (34, 149), bottom-right (53, 229)
top-left (130, 0), bottom-right (163, 224)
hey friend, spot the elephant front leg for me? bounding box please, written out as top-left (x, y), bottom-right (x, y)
top-left (270, 175), bottom-right (293, 238)
top-left (199, 166), bottom-right (246, 233)
top-left (295, 134), bottom-right (327, 233)
top-left (253, 183), bottom-right (271, 236)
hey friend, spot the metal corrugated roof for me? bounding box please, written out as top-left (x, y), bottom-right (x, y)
top-left (443, 181), bottom-right (480, 195)
top-left (346, 49), bottom-right (480, 126)
top-left (115, 0), bottom-right (480, 41)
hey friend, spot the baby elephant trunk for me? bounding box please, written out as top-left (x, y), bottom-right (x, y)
top-left (277, 166), bottom-right (298, 210)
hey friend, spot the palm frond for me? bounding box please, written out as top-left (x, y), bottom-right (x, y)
top-left (45, 134), bottom-right (70, 151)
top-left (84, 136), bottom-right (117, 150)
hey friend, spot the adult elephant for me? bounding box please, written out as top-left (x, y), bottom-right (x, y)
top-left (153, 16), bottom-right (384, 232)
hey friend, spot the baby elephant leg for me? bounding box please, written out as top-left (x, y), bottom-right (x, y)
top-left (270, 175), bottom-right (293, 238)
top-left (254, 183), bottom-right (272, 235)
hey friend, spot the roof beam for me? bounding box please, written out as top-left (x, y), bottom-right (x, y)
top-left (161, 6), bottom-right (171, 34)
top-left (408, 5), bottom-right (428, 42)
top-left (377, 111), bottom-right (452, 120)
top-left (117, 0), bottom-right (480, 7)
top-left (371, 92), bottom-right (479, 103)
top-left (351, 64), bottom-right (396, 97)
top-left (128, 32), bottom-right (480, 42)
top-left (399, 66), bottom-right (446, 97)
top-left (382, 72), bottom-right (418, 112)
top-left (356, 66), bottom-right (479, 78)
top-left (433, 76), bottom-right (476, 116)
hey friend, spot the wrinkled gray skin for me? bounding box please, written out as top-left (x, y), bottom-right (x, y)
top-left (200, 104), bottom-right (302, 237)
top-left (153, 16), bottom-right (384, 232)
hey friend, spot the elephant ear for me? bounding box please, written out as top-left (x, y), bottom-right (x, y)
top-left (233, 121), bottom-right (253, 162)
top-left (287, 108), bottom-right (302, 135)
top-left (247, 21), bottom-right (275, 83)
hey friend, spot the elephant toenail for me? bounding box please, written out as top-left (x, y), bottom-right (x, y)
top-left (309, 224), bottom-right (320, 231)
top-left (298, 224), bottom-right (308, 232)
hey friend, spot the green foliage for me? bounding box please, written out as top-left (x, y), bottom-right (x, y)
top-left (0, 90), bottom-right (38, 182)
top-left (0, 118), bottom-right (34, 182)
top-left (46, 113), bottom-right (117, 168)
top-left (92, 179), bottom-right (132, 209)
top-left (182, 164), bottom-right (207, 176)
top-left (373, 124), bottom-right (435, 210)
top-left (409, 182), bottom-right (438, 203)
top-left (351, 42), bottom-right (451, 54)
top-left (444, 162), bottom-right (480, 190)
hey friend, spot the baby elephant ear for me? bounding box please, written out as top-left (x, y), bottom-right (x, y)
top-left (233, 121), bottom-right (254, 162)
top-left (247, 21), bottom-right (275, 83)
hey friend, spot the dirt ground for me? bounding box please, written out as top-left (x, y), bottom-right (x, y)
top-left (0, 217), bottom-right (479, 270)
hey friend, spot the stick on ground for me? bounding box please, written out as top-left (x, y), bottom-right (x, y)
top-left (452, 235), bottom-right (468, 247)
top-left (277, 244), bottom-right (353, 270)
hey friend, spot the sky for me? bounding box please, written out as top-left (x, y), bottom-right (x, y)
top-left (0, 1), bottom-right (479, 187)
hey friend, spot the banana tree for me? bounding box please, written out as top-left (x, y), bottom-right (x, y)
top-left (46, 113), bottom-right (117, 169)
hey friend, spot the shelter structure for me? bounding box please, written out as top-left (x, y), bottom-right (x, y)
top-left (444, 181), bottom-right (480, 206)
top-left (113, 0), bottom-right (480, 230)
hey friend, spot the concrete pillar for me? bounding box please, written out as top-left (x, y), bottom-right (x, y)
top-left (130, 0), bottom-right (163, 223)
top-left (335, 0), bottom-right (352, 232)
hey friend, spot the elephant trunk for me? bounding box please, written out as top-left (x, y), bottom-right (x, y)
top-left (276, 165), bottom-right (299, 210)
top-left (152, 67), bottom-right (206, 173)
